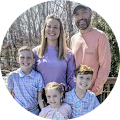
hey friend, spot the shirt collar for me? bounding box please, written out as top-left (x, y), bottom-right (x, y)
top-left (82, 90), bottom-right (90, 102)
top-left (18, 68), bottom-right (35, 78)
top-left (72, 88), bottom-right (90, 103)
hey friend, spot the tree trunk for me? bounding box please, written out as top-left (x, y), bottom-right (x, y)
top-left (66, 1), bottom-right (73, 47)
top-left (30, 8), bottom-right (37, 39)
top-left (26, 10), bottom-right (32, 46)
top-left (17, 17), bottom-right (22, 37)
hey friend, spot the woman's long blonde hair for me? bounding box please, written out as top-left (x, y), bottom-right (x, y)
top-left (38, 14), bottom-right (67, 60)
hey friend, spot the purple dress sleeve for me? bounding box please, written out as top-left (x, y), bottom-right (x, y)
top-left (66, 49), bottom-right (76, 90)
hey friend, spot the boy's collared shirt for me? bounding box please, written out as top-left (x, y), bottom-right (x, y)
top-left (7, 68), bottom-right (44, 110)
top-left (65, 88), bottom-right (100, 118)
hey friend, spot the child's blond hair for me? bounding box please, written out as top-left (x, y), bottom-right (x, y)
top-left (45, 82), bottom-right (65, 97)
top-left (75, 64), bottom-right (94, 77)
top-left (18, 46), bottom-right (34, 58)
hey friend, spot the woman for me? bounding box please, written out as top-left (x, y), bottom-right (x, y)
top-left (32, 14), bottom-right (75, 91)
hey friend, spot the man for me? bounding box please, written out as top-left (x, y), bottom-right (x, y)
top-left (71, 4), bottom-right (111, 103)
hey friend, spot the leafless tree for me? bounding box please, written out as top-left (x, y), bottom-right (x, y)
top-left (0, 0), bottom-right (80, 71)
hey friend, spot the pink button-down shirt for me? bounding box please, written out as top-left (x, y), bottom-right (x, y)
top-left (71, 28), bottom-right (111, 95)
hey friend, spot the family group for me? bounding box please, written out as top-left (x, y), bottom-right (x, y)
top-left (7, 4), bottom-right (111, 119)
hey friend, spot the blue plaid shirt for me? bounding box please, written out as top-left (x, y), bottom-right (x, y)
top-left (65, 88), bottom-right (100, 118)
top-left (7, 68), bottom-right (44, 110)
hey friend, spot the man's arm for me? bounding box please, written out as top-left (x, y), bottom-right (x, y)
top-left (91, 33), bottom-right (111, 95)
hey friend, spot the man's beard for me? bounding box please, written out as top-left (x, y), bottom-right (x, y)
top-left (76, 16), bottom-right (91, 30)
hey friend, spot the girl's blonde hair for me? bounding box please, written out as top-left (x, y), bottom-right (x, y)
top-left (45, 82), bottom-right (65, 96)
top-left (38, 14), bottom-right (67, 60)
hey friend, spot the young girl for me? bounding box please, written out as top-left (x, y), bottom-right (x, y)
top-left (39, 82), bottom-right (72, 119)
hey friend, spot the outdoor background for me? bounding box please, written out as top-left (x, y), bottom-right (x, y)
top-left (0, 0), bottom-right (119, 99)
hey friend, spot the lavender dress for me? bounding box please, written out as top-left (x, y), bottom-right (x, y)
top-left (32, 45), bottom-right (75, 91)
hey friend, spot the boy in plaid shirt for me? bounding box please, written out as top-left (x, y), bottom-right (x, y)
top-left (7, 46), bottom-right (45, 115)
top-left (65, 65), bottom-right (100, 118)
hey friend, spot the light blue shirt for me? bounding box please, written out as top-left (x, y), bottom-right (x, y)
top-left (7, 68), bottom-right (44, 110)
top-left (65, 88), bottom-right (100, 118)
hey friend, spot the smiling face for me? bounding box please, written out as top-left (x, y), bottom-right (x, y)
top-left (73, 8), bottom-right (92, 30)
top-left (46, 89), bottom-right (63, 108)
top-left (18, 50), bottom-right (35, 74)
top-left (45, 18), bottom-right (60, 45)
top-left (74, 74), bottom-right (92, 90)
